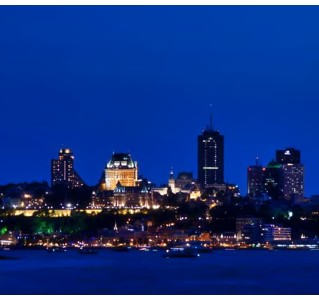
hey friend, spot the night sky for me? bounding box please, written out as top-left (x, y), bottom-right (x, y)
top-left (1, 6), bottom-right (319, 197)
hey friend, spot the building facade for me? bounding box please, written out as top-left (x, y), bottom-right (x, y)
top-left (51, 148), bottom-right (85, 189)
top-left (263, 161), bottom-right (284, 200)
top-left (103, 153), bottom-right (138, 191)
top-left (236, 217), bottom-right (263, 242)
top-left (261, 224), bottom-right (291, 242)
top-left (282, 163), bottom-right (304, 203)
top-left (197, 123), bottom-right (224, 187)
top-left (247, 158), bottom-right (266, 198)
top-left (263, 148), bottom-right (304, 203)
top-left (276, 148), bottom-right (300, 164)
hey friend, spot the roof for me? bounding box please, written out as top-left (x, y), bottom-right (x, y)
top-left (106, 153), bottom-right (136, 169)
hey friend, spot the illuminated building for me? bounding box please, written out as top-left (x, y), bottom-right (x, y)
top-left (152, 169), bottom-right (182, 195)
top-left (236, 217), bottom-right (263, 242)
top-left (197, 111), bottom-right (224, 187)
top-left (103, 153), bottom-right (138, 191)
top-left (264, 148), bottom-right (304, 203)
top-left (277, 148), bottom-right (304, 203)
top-left (152, 169), bottom-right (200, 199)
top-left (261, 224), bottom-right (291, 242)
top-left (111, 181), bottom-right (154, 208)
top-left (93, 178), bottom-right (156, 209)
top-left (212, 232), bottom-right (237, 246)
top-left (247, 157), bottom-right (266, 198)
top-left (51, 148), bottom-right (85, 189)
top-left (0, 232), bottom-right (18, 246)
top-left (96, 153), bottom-right (157, 208)
top-left (282, 163), bottom-right (304, 203)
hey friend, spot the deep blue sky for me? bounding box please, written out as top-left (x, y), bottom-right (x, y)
top-left (1, 6), bottom-right (319, 196)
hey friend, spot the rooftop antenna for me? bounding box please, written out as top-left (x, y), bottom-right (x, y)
top-left (256, 157), bottom-right (259, 166)
top-left (209, 104), bottom-right (213, 131)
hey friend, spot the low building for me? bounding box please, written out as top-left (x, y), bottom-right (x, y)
top-left (212, 232), bottom-right (237, 246)
top-left (152, 169), bottom-right (201, 200)
top-left (261, 224), bottom-right (291, 242)
top-left (0, 232), bottom-right (18, 246)
top-left (2, 197), bottom-right (24, 209)
top-left (236, 217), bottom-right (263, 242)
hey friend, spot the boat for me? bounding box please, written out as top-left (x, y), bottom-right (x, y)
top-left (163, 247), bottom-right (199, 258)
top-left (78, 247), bottom-right (98, 255)
top-left (0, 255), bottom-right (19, 260)
top-left (47, 246), bottom-right (67, 253)
top-left (111, 246), bottom-right (130, 252)
top-left (187, 242), bottom-right (213, 253)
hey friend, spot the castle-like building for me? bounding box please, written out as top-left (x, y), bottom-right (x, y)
top-left (96, 152), bottom-right (154, 208)
top-left (99, 153), bottom-right (138, 191)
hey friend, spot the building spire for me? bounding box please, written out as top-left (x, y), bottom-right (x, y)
top-left (209, 104), bottom-right (213, 131)
top-left (256, 156), bottom-right (259, 166)
top-left (169, 167), bottom-right (174, 179)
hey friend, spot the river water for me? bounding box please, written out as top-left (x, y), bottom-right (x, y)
top-left (1, 249), bottom-right (319, 295)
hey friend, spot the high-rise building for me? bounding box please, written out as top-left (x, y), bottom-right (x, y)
top-left (247, 157), bottom-right (266, 198)
top-left (103, 153), bottom-right (138, 191)
top-left (51, 148), bottom-right (85, 189)
top-left (281, 162), bottom-right (304, 203)
top-left (197, 112), bottom-right (224, 187)
top-left (277, 147), bottom-right (304, 203)
top-left (264, 148), bottom-right (304, 203)
top-left (263, 161), bottom-right (284, 200)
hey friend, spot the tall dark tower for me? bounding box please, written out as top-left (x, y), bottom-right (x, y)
top-left (197, 108), bottom-right (224, 187)
top-left (247, 157), bottom-right (266, 197)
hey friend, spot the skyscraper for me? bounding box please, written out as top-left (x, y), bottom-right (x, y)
top-left (276, 148), bottom-right (304, 203)
top-left (51, 148), bottom-right (85, 189)
top-left (263, 161), bottom-right (284, 200)
top-left (197, 111), bottom-right (224, 187)
top-left (247, 157), bottom-right (266, 198)
top-left (264, 147), bottom-right (304, 203)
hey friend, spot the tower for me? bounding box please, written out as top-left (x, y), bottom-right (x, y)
top-left (51, 148), bottom-right (85, 189)
top-left (197, 108), bottom-right (224, 187)
top-left (247, 157), bottom-right (266, 198)
top-left (168, 168), bottom-right (176, 191)
top-left (276, 148), bottom-right (304, 203)
top-left (264, 147), bottom-right (304, 203)
top-left (263, 160), bottom-right (284, 200)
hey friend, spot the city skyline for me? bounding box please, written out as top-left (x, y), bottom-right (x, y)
top-left (1, 6), bottom-right (319, 196)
